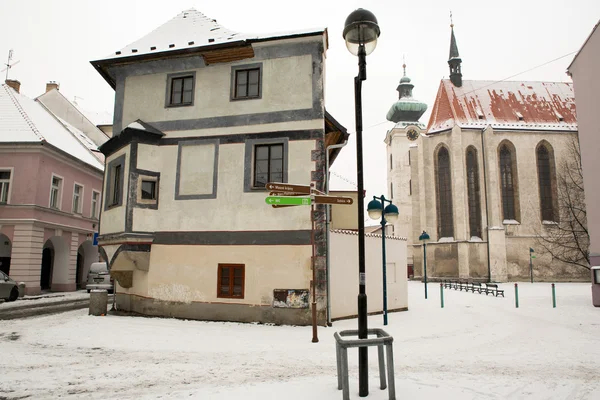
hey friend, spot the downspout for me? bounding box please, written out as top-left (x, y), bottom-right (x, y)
top-left (480, 126), bottom-right (492, 282)
top-left (325, 140), bottom-right (348, 326)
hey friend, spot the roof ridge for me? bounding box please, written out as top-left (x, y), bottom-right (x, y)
top-left (2, 84), bottom-right (44, 141)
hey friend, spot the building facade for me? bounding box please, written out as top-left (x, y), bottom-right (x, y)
top-left (0, 80), bottom-right (104, 295)
top-left (388, 25), bottom-right (589, 282)
top-left (92, 9), bottom-right (348, 325)
top-left (568, 20), bottom-right (600, 268)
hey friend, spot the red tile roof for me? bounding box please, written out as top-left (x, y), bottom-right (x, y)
top-left (427, 80), bottom-right (577, 133)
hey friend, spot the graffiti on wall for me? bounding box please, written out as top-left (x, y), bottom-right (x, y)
top-left (273, 289), bottom-right (309, 308)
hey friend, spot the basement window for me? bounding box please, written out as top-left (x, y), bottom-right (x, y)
top-left (217, 264), bottom-right (245, 299)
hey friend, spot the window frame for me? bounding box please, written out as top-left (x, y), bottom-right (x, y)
top-left (536, 143), bottom-right (557, 222)
top-left (217, 263), bottom-right (245, 299)
top-left (49, 174), bottom-right (64, 210)
top-left (91, 190), bottom-right (100, 219)
top-left (499, 142), bottom-right (519, 222)
top-left (0, 167), bottom-right (13, 204)
top-left (253, 143), bottom-right (284, 189)
top-left (244, 138), bottom-right (288, 192)
top-left (466, 147), bottom-right (482, 239)
top-left (72, 183), bottom-right (84, 214)
top-left (165, 71), bottom-right (196, 108)
top-left (435, 146), bottom-right (454, 239)
top-left (230, 63), bottom-right (263, 101)
top-left (104, 154), bottom-right (125, 211)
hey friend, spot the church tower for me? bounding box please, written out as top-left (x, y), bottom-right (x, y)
top-left (384, 63), bottom-right (427, 267)
top-left (448, 22), bottom-right (463, 87)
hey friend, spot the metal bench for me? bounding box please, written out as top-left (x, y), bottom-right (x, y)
top-left (484, 283), bottom-right (504, 297)
top-left (471, 282), bottom-right (483, 293)
top-left (334, 329), bottom-right (396, 400)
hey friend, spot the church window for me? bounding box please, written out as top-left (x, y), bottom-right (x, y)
top-left (436, 146), bottom-right (454, 238)
top-left (466, 148), bottom-right (482, 238)
top-left (499, 144), bottom-right (518, 221)
top-left (536, 144), bottom-right (555, 222)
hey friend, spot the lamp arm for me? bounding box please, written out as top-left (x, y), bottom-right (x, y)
top-left (358, 44), bottom-right (366, 81)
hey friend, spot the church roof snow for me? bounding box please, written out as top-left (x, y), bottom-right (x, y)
top-left (427, 79), bottom-right (577, 133)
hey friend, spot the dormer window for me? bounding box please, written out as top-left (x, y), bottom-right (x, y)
top-left (515, 111), bottom-right (524, 121)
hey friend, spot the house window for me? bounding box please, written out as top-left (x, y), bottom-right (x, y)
top-left (254, 143), bottom-right (283, 188)
top-left (234, 68), bottom-right (261, 99)
top-left (0, 170), bottom-right (11, 203)
top-left (111, 165), bottom-right (121, 206)
top-left (499, 144), bottom-right (517, 220)
top-left (436, 146), bottom-right (454, 238)
top-left (141, 180), bottom-right (156, 200)
top-left (91, 191), bottom-right (100, 219)
top-left (50, 176), bottom-right (62, 209)
top-left (166, 73), bottom-right (195, 107)
top-left (72, 184), bottom-right (83, 214)
top-left (466, 148), bottom-right (482, 238)
top-left (217, 264), bottom-right (245, 299)
top-left (537, 144), bottom-right (555, 221)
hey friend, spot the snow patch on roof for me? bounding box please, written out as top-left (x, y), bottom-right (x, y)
top-left (0, 84), bottom-right (103, 170)
top-left (96, 9), bottom-right (324, 62)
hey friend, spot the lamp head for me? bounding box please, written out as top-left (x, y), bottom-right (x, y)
top-left (419, 230), bottom-right (430, 243)
top-left (343, 8), bottom-right (380, 56)
top-left (367, 198), bottom-right (383, 220)
top-left (384, 203), bottom-right (399, 224)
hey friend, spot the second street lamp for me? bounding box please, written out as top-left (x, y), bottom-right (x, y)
top-left (343, 7), bottom-right (380, 397)
top-left (419, 230), bottom-right (430, 299)
top-left (367, 195), bottom-right (399, 326)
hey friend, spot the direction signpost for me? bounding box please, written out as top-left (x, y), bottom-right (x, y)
top-left (314, 195), bottom-right (353, 205)
top-left (265, 196), bottom-right (311, 206)
top-left (265, 183), bottom-right (311, 194)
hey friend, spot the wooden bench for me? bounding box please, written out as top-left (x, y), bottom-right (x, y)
top-left (484, 283), bottom-right (504, 297)
top-left (470, 282), bottom-right (482, 293)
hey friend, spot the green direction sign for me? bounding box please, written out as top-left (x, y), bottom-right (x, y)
top-left (265, 196), bottom-right (311, 206)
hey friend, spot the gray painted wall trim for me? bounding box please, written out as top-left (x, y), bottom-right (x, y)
top-left (243, 137), bottom-right (289, 193)
top-left (174, 138), bottom-right (219, 200)
top-left (113, 76), bottom-right (125, 135)
top-left (153, 230), bottom-right (312, 245)
top-left (125, 142), bottom-right (138, 232)
top-left (104, 154), bottom-right (126, 212)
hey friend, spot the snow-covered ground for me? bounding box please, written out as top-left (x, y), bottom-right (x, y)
top-left (1, 281), bottom-right (599, 399)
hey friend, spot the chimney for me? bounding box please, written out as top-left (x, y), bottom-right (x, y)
top-left (5, 79), bottom-right (21, 93)
top-left (46, 81), bottom-right (59, 92)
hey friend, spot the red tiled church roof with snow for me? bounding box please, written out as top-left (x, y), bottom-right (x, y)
top-left (427, 79), bottom-right (577, 133)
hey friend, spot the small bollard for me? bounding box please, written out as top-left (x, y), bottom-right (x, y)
top-left (17, 282), bottom-right (26, 298)
top-left (514, 283), bottom-right (519, 308)
top-left (89, 289), bottom-right (108, 316)
top-left (552, 283), bottom-right (556, 308)
top-left (440, 283), bottom-right (444, 308)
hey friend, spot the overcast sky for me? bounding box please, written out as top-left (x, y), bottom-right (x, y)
top-left (2, 0), bottom-right (599, 221)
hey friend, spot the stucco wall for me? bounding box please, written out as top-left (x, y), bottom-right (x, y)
top-left (569, 26), bottom-right (600, 265)
top-left (329, 231), bottom-right (407, 320)
top-left (100, 146), bottom-right (130, 235)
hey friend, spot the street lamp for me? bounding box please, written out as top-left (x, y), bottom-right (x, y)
top-left (419, 231), bottom-right (430, 299)
top-left (367, 196), bottom-right (398, 326)
top-left (343, 8), bottom-right (380, 397)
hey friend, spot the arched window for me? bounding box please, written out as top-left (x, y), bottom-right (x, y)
top-left (537, 144), bottom-right (555, 221)
top-left (466, 148), bottom-right (482, 238)
top-left (436, 147), bottom-right (454, 238)
top-left (499, 144), bottom-right (517, 220)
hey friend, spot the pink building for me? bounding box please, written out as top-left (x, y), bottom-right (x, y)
top-left (0, 80), bottom-right (107, 295)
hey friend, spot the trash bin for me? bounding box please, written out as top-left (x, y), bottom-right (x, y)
top-left (18, 282), bottom-right (26, 298)
top-left (89, 289), bottom-right (108, 316)
top-left (592, 267), bottom-right (600, 307)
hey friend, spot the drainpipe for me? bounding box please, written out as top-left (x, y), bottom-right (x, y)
top-left (480, 126), bottom-right (492, 282)
top-left (325, 140), bottom-right (348, 326)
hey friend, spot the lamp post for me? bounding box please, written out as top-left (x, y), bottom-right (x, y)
top-left (343, 8), bottom-right (380, 397)
top-left (367, 196), bottom-right (399, 326)
top-left (419, 230), bottom-right (430, 299)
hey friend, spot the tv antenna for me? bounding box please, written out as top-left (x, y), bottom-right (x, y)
top-left (1, 50), bottom-right (20, 80)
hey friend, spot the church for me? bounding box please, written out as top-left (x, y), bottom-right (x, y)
top-left (386, 24), bottom-right (589, 282)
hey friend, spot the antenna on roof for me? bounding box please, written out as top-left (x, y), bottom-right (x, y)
top-left (450, 10), bottom-right (454, 28)
top-left (1, 49), bottom-right (20, 81)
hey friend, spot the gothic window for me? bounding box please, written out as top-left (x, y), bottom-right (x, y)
top-left (436, 146), bottom-right (454, 238)
top-left (466, 148), bottom-right (482, 238)
top-left (537, 144), bottom-right (555, 221)
top-left (499, 144), bottom-right (517, 221)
